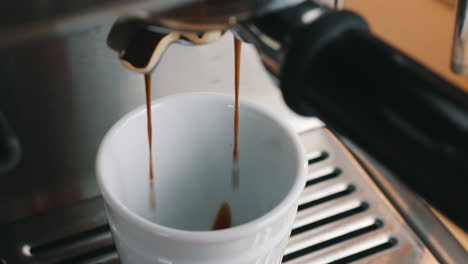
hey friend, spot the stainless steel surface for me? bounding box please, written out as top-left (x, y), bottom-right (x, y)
top-left (452, 0), bottom-right (468, 74)
top-left (343, 138), bottom-right (468, 263)
top-left (0, 0), bottom-right (305, 46)
top-left (0, 30), bottom-right (320, 225)
top-left (1, 1), bottom-right (466, 262)
top-left (234, 2), bottom-right (325, 79)
top-left (283, 129), bottom-right (439, 264)
top-left (0, 22), bottom-right (142, 225)
top-left (3, 128), bottom-right (464, 264)
top-left (318, 0), bottom-right (346, 10)
top-left (0, 198), bottom-right (114, 264)
top-left (0, 0), bottom-right (199, 47)
top-left (334, 0), bottom-right (346, 9)
top-left (153, 0), bottom-right (304, 31)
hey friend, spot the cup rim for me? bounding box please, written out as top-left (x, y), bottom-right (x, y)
top-left (96, 92), bottom-right (306, 243)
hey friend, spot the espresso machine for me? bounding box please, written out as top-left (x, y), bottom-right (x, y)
top-left (1, 0), bottom-right (468, 263)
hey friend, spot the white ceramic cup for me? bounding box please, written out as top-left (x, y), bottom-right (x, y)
top-left (96, 92), bottom-right (306, 264)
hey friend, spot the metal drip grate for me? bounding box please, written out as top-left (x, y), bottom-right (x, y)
top-left (1, 128), bottom-right (463, 264)
top-left (281, 129), bottom-right (430, 264)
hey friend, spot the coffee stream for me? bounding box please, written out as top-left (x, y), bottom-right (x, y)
top-left (145, 74), bottom-right (156, 209)
top-left (232, 38), bottom-right (241, 189)
top-left (144, 38), bottom-right (242, 228)
top-left (212, 38), bottom-right (242, 230)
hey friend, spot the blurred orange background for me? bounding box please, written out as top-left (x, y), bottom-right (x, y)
top-left (348, 0), bottom-right (468, 91)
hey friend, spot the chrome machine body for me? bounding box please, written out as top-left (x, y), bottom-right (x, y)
top-left (1, 0), bottom-right (467, 263)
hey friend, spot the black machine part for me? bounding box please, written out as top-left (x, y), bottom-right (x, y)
top-left (281, 10), bottom-right (468, 231)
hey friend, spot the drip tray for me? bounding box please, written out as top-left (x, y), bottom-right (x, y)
top-left (0, 128), bottom-right (464, 264)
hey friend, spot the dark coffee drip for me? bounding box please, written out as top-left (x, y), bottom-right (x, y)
top-left (145, 74), bottom-right (156, 209)
top-left (232, 38), bottom-right (242, 188)
top-left (211, 202), bottom-right (232, 230)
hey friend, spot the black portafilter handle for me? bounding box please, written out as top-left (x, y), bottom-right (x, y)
top-left (281, 11), bottom-right (468, 230)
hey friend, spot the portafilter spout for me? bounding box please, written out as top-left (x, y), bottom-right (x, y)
top-left (106, 0), bottom-right (305, 73)
top-left (107, 18), bottom-right (224, 74)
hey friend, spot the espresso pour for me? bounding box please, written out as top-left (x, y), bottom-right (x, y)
top-left (232, 38), bottom-right (242, 188)
top-left (136, 28), bottom-right (241, 229)
top-left (144, 74), bottom-right (156, 208)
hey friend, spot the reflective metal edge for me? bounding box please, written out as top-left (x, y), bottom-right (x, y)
top-left (0, 0), bottom-right (198, 47)
top-left (283, 128), bottom-right (438, 264)
top-left (341, 137), bottom-right (468, 264)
